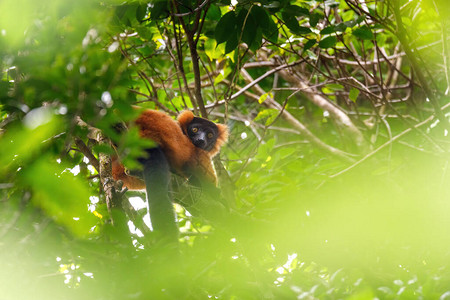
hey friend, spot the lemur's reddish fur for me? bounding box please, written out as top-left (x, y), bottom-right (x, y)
top-left (112, 109), bottom-right (228, 190)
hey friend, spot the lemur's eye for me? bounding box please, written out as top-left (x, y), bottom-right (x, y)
top-left (207, 133), bottom-right (214, 139)
top-left (192, 127), bottom-right (198, 133)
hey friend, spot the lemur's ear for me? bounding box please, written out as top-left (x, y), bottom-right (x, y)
top-left (177, 110), bottom-right (195, 134)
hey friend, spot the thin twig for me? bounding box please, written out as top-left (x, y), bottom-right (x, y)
top-left (330, 102), bottom-right (450, 178)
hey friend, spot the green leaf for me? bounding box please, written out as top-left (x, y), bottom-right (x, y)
top-left (214, 63), bottom-right (232, 85)
top-left (254, 109), bottom-right (279, 126)
top-left (135, 26), bottom-right (153, 40)
top-left (262, 16), bottom-right (278, 44)
top-left (344, 20), bottom-right (356, 28)
top-left (309, 13), bottom-right (321, 27)
top-left (282, 12), bottom-right (311, 35)
top-left (150, 0), bottom-right (168, 19)
top-left (250, 27), bottom-right (263, 51)
top-left (296, 26), bottom-right (312, 34)
top-left (327, 83), bottom-right (344, 90)
top-left (283, 5), bottom-right (309, 17)
top-left (225, 32), bottom-right (238, 54)
top-left (281, 12), bottom-right (299, 32)
top-left (238, 9), bottom-right (257, 46)
top-left (117, 4), bottom-right (140, 27)
top-left (349, 88), bottom-right (360, 102)
top-left (22, 158), bottom-right (97, 237)
top-left (157, 88), bottom-right (168, 103)
top-left (258, 92), bottom-right (273, 104)
top-left (215, 11), bottom-right (237, 45)
top-left (356, 15), bottom-right (366, 24)
top-left (303, 39), bottom-right (316, 51)
top-left (206, 4), bottom-right (221, 20)
top-left (92, 144), bottom-right (114, 155)
top-left (265, 113), bottom-right (279, 126)
top-left (335, 23), bottom-right (347, 32)
top-left (136, 4), bottom-right (147, 21)
top-left (252, 6), bottom-right (270, 30)
top-left (320, 26), bottom-right (336, 35)
top-left (254, 109), bottom-right (278, 122)
top-left (318, 36), bottom-right (337, 48)
top-left (204, 38), bottom-right (219, 60)
top-left (0, 109), bottom-right (61, 176)
top-left (353, 25), bottom-right (374, 40)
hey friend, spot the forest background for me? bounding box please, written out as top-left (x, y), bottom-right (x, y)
top-left (1, 0), bottom-right (450, 299)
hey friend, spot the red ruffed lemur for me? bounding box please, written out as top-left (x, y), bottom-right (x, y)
top-left (112, 109), bottom-right (228, 242)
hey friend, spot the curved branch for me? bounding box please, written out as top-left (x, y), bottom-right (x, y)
top-left (330, 102), bottom-right (450, 178)
top-left (75, 117), bottom-right (123, 220)
top-left (273, 64), bottom-right (369, 152)
top-left (230, 60), bottom-right (305, 100)
top-left (172, 0), bottom-right (209, 17)
top-left (239, 56), bottom-right (367, 152)
top-left (74, 137), bottom-right (99, 172)
top-left (240, 69), bottom-right (355, 162)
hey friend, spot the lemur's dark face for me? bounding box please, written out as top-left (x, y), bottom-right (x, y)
top-left (186, 117), bottom-right (219, 151)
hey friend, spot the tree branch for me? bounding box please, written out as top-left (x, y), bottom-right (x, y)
top-left (240, 69), bottom-right (355, 162)
top-left (75, 117), bottom-right (123, 221)
top-left (330, 102), bottom-right (450, 178)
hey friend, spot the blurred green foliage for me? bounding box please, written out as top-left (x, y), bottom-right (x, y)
top-left (1, 0), bottom-right (450, 299)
